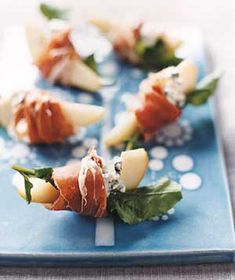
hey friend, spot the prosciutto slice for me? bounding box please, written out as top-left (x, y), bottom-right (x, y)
top-left (35, 29), bottom-right (79, 82)
top-left (113, 22), bottom-right (142, 64)
top-left (50, 151), bottom-right (107, 218)
top-left (14, 90), bottom-right (73, 144)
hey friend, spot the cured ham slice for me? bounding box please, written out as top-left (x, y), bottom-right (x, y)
top-left (51, 151), bottom-right (107, 218)
top-left (134, 86), bottom-right (181, 135)
top-left (35, 29), bottom-right (77, 83)
top-left (14, 90), bottom-right (74, 144)
top-left (25, 22), bottom-right (102, 92)
top-left (104, 60), bottom-right (198, 147)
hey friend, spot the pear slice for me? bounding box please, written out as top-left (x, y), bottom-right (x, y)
top-left (120, 148), bottom-right (149, 190)
top-left (17, 177), bottom-right (59, 204)
top-left (176, 60), bottom-right (198, 93)
top-left (60, 102), bottom-right (105, 128)
top-left (89, 18), bottom-right (114, 37)
top-left (61, 59), bottom-right (102, 92)
top-left (104, 112), bottom-right (140, 147)
top-left (25, 22), bottom-right (47, 61)
top-left (0, 97), bottom-right (12, 127)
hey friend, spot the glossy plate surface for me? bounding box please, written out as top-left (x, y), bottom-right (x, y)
top-left (0, 26), bottom-right (234, 266)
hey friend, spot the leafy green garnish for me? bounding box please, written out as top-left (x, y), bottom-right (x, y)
top-left (83, 54), bottom-right (97, 73)
top-left (124, 132), bottom-right (142, 151)
top-left (135, 39), bottom-right (182, 70)
top-left (108, 178), bottom-right (182, 224)
top-left (39, 3), bottom-right (69, 20)
top-left (186, 71), bottom-right (221, 106)
top-left (12, 165), bottom-right (55, 204)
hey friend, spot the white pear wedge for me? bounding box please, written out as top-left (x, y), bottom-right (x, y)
top-left (61, 102), bottom-right (105, 128)
top-left (89, 18), bottom-right (114, 37)
top-left (61, 59), bottom-right (102, 92)
top-left (0, 97), bottom-right (12, 127)
top-left (17, 177), bottom-right (59, 204)
top-left (176, 60), bottom-right (198, 93)
top-left (104, 112), bottom-right (140, 147)
top-left (120, 148), bottom-right (149, 190)
top-left (25, 22), bottom-right (47, 62)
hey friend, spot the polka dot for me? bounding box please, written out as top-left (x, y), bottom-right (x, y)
top-left (100, 63), bottom-right (118, 76)
top-left (162, 123), bottom-right (182, 138)
top-left (151, 216), bottom-right (160, 221)
top-left (150, 146), bottom-right (168, 160)
top-left (155, 120), bottom-right (193, 147)
top-left (172, 155), bottom-right (194, 172)
top-left (83, 138), bottom-right (98, 148)
top-left (176, 139), bottom-right (184, 146)
top-left (71, 146), bottom-right (86, 158)
top-left (10, 144), bottom-right (30, 159)
top-left (180, 173), bottom-right (202, 190)
top-left (149, 159), bottom-right (164, 171)
top-left (131, 68), bottom-right (143, 78)
top-left (168, 208), bottom-right (175, 215)
top-left (161, 215), bottom-right (168, 221)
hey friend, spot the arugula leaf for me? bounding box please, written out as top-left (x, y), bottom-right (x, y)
top-left (135, 39), bottom-right (182, 70)
top-left (83, 54), bottom-right (97, 73)
top-left (12, 165), bottom-right (55, 204)
top-left (124, 132), bottom-right (142, 151)
top-left (39, 3), bottom-right (69, 20)
top-left (186, 71), bottom-right (221, 106)
top-left (108, 178), bottom-right (182, 224)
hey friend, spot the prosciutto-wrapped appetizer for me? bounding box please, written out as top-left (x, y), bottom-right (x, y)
top-left (25, 20), bottom-right (103, 92)
top-left (0, 89), bottom-right (105, 144)
top-left (104, 60), bottom-right (220, 147)
top-left (12, 148), bottom-right (182, 224)
top-left (90, 18), bottom-right (182, 69)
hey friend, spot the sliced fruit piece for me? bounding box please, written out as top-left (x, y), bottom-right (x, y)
top-left (61, 102), bottom-right (105, 127)
top-left (61, 59), bottom-right (102, 92)
top-left (0, 97), bottom-right (12, 127)
top-left (104, 112), bottom-right (140, 147)
top-left (17, 177), bottom-right (59, 204)
top-left (120, 148), bottom-right (149, 190)
top-left (89, 18), bottom-right (114, 35)
top-left (176, 60), bottom-right (198, 93)
top-left (25, 22), bottom-right (47, 61)
top-left (161, 34), bottom-right (182, 55)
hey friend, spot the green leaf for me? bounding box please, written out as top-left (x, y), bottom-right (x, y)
top-left (83, 54), bottom-right (97, 73)
top-left (124, 132), bottom-right (142, 151)
top-left (21, 173), bottom-right (33, 204)
top-left (108, 178), bottom-right (182, 224)
top-left (12, 165), bottom-right (55, 204)
top-left (186, 71), bottom-right (221, 106)
top-left (39, 3), bottom-right (69, 20)
top-left (135, 39), bottom-right (182, 70)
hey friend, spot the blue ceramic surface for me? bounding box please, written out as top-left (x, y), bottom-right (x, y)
top-left (0, 27), bottom-right (234, 266)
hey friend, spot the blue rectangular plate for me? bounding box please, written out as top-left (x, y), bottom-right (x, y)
top-left (0, 26), bottom-right (234, 266)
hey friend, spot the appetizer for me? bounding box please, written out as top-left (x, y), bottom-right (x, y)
top-left (25, 20), bottom-right (102, 92)
top-left (0, 89), bottom-right (105, 144)
top-left (104, 60), bottom-right (220, 147)
top-left (12, 148), bottom-right (182, 224)
top-left (90, 18), bottom-right (182, 69)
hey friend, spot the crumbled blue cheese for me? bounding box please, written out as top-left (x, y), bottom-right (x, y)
top-left (102, 156), bottom-right (126, 195)
top-left (163, 71), bottom-right (186, 108)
